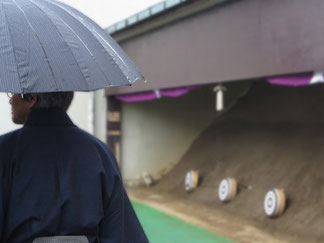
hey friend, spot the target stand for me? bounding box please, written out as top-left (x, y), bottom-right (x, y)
top-left (184, 170), bottom-right (199, 192)
top-left (264, 188), bottom-right (286, 217)
top-left (218, 177), bottom-right (238, 203)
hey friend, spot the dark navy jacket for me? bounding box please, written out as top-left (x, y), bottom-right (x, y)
top-left (0, 109), bottom-right (148, 243)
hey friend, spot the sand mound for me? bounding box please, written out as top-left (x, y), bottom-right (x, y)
top-left (155, 81), bottom-right (324, 241)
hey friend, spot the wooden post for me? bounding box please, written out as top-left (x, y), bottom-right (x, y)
top-left (107, 96), bottom-right (121, 167)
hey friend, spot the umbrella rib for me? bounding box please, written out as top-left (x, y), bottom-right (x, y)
top-left (29, 0), bottom-right (92, 90)
top-left (42, 0), bottom-right (130, 85)
top-left (1, 2), bottom-right (23, 93)
top-left (12, 0), bottom-right (59, 93)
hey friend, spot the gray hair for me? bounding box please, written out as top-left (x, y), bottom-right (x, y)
top-left (27, 92), bottom-right (74, 111)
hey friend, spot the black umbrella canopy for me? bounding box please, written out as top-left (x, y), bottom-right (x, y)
top-left (0, 0), bottom-right (143, 94)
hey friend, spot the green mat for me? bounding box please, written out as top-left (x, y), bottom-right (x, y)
top-left (132, 201), bottom-right (234, 243)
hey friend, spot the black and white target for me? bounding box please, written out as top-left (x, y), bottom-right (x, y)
top-left (264, 188), bottom-right (286, 217)
top-left (218, 178), bottom-right (237, 202)
top-left (184, 170), bottom-right (199, 192)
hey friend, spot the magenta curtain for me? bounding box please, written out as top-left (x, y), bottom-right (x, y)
top-left (268, 71), bottom-right (324, 87)
top-left (115, 86), bottom-right (201, 103)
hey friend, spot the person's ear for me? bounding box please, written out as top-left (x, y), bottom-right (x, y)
top-left (25, 95), bottom-right (38, 109)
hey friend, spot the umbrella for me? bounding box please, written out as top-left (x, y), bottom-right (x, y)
top-left (0, 0), bottom-right (143, 94)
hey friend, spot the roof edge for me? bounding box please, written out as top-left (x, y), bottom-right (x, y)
top-left (107, 0), bottom-right (230, 42)
top-left (106, 0), bottom-right (188, 34)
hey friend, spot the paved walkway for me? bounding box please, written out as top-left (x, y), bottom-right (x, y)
top-left (132, 201), bottom-right (233, 243)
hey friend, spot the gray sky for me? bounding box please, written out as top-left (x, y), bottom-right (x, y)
top-left (59, 0), bottom-right (164, 28)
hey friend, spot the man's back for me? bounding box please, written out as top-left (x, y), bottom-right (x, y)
top-left (0, 109), bottom-right (148, 243)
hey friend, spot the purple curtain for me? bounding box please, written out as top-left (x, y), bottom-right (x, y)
top-left (268, 71), bottom-right (324, 87)
top-left (115, 86), bottom-right (201, 103)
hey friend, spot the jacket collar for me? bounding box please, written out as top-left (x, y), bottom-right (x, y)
top-left (24, 108), bottom-right (76, 127)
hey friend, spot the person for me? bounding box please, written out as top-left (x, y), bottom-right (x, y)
top-left (0, 92), bottom-right (148, 243)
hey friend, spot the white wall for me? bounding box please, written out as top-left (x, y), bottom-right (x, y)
top-left (68, 91), bottom-right (107, 141)
top-left (121, 86), bottom-right (217, 181)
top-left (93, 89), bottom-right (107, 142)
top-left (0, 92), bottom-right (93, 135)
top-left (0, 93), bottom-right (21, 135)
top-left (0, 92), bottom-right (106, 141)
top-left (68, 92), bottom-right (92, 133)
top-left (120, 82), bottom-right (251, 183)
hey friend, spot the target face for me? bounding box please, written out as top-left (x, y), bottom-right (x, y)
top-left (142, 172), bottom-right (153, 186)
top-left (218, 178), bottom-right (237, 202)
top-left (264, 188), bottom-right (286, 217)
top-left (185, 172), bottom-right (193, 191)
top-left (264, 190), bottom-right (277, 216)
top-left (184, 170), bottom-right (199, 192)
top-left (218, 178), bottom-right (230, 201)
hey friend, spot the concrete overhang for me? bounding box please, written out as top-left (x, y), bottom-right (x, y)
top-left (106, 0), bottom-right (324, 95)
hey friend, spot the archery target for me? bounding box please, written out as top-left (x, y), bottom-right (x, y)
top-left (218, 178), bottom-right (237, 202)
top-left (142, 172), bottom-right (153, 186)
top-left (264, 188), bottom-right (286, 217)
top-left (184, 170), bottom-right (199, 192)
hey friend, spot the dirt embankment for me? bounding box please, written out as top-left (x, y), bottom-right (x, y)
top-left (148, 81), bottom-right (324, 242)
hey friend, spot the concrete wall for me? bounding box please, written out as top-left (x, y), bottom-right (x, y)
top-left (120, 82), bottom-right (251, 182)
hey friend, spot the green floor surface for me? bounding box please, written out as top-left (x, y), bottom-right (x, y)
top-left (132, 201), bottom-right (233, 243)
